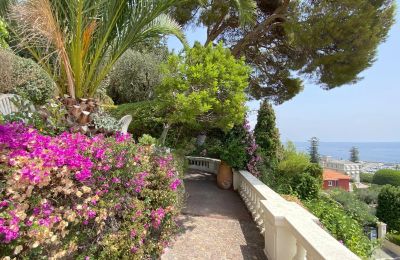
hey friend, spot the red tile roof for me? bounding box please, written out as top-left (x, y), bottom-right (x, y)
top-left (323, 169), bottom-right (351, 181)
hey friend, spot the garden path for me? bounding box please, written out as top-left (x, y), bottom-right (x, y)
top-left (162, 170), bottom-right (266, 260)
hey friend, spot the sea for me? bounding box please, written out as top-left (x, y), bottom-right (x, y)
top-left (294, 142), bottom-right (400, 164)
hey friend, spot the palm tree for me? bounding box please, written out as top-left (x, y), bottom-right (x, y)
top-left (7, 0), bottom-right (186, 98)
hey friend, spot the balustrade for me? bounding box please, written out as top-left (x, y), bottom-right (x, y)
top-left (186, 157), bottom-right (360, 260)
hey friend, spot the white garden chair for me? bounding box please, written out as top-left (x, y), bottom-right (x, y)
top-left (0, 94), bottom-right (35, 115)
top-left (118, 115), bottom-right (132, 134)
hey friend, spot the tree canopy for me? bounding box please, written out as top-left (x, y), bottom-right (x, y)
top-left (172, 0), bottom-right (395, 103)
top-left (156, 42), bottom-right (250, 143)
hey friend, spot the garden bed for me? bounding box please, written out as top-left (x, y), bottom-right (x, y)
top-left (0, 122), bottom-right (184, 259)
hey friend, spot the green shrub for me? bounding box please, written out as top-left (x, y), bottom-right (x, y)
top-left (360, 173), bottom-right (373, 183)
top-left (110, 101), bottom-right (163, 139)
top-left (0, 19), bottom-right (8, 49)
top-left (376, 185), bottom-right (400, 231)
top-left (0, 50), bottom-right (55, 105)
top-left (304, 196), bottom-right (377, 258)
top-left (138, 134), bottom-right (158, 146)
top-left (387, 232), bottom-right (400, 246)
top-left (292, 173), bottom-right (321, 200)
top-left (373, 169), bottom-right (400, 186)
top-left (277, 142), bottom-right (310, 177)
top-left (354, 185), bottom-right (381, 205)
top-left (107, 49), bottom-right (164, 104)
top-left (328, 188), bottom-right (377, 226)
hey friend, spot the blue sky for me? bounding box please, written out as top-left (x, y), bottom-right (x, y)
top-left (167, 4), bottom-right (400, 142)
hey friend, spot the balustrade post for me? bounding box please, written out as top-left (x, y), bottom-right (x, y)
top-left (293, 241), bottom-right (306, 260)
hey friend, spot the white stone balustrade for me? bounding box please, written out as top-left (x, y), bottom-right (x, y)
top-left (186, 156), bottom-right (221, 174)
top-left (186, 157), bottom-right (360, 260)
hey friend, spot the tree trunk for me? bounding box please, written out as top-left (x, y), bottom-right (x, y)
top-left (159, 123), bottom-right (171, 146)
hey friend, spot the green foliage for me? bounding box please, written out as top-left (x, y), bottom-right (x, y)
top-left (328, 188), bottom-right (377, 226)
top-left (91, 109), bottom-right (122, 133)
top-left (219, 125), bottom-right (249, 169)
top-left (373, 169), bottom-right (400, 186)
top-left (254, 100), bottom-right (282, 176)
top-left (138, 134), bottom-right (158, 146)
top-left (376, 185), bottom-right (400, 231)
top-left (172, 0), bottom-right (395, 103)
top-left (304, 196), bottom-right (377, 258)
top-left (0, 18), bottom-right (8, 48)
top-left (267, 143), bottom-right (321, 200)
top-left (360, 173), bottom-right (373, 183)
top-left (387, 232), bottom-right (400, 246)
top-left (156, 42), bottom-right (249, 132)
top-left (0, 50), bottom-right (55, 105)
top-left (277, 142), bottom-right (310, 177)
top-left (107, 49), bottom-right (166, 104)
top-left (3, 98), bottom-right (68, 136)
top-left (9, 0), bottom-right (185, 98)
top-left (350, 146), bottom-right (360, 162)
top-left (308, 137), bottom-right (320, 163)
top-left (287, 0), bottom-right (395, 90)
top-left (110, 101), bottom-right (163, 139)
top-left (354, 185), bottom-right (381, 205)
top-left (291, 173), bottom-right (321, 200)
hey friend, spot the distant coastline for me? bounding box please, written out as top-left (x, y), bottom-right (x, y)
top-left (294, 142), bottom-right (400, 164)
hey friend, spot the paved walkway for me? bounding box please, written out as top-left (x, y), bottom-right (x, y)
top-left (162, 170), bottom-right (266, 260)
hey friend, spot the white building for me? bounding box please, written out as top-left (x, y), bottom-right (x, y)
top-left (320, 156), bottom-right (360, 183)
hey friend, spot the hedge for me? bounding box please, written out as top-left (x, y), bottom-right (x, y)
top-left (376, 185), bottom-right (400, 231)
top-left (360, 173), bottom-right (373, 183)
top-left (372, 169), bottom-right (400, 186)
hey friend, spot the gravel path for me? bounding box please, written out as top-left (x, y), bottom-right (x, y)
top-left (162, 170), bottom-right (266, 260)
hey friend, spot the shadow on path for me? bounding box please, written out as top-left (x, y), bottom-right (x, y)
top-left (162, 170), bottom-right (266, 260)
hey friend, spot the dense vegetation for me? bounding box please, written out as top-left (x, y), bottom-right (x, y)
top-left (373, 169), bottom-right (400, 186)
top-left (0, 50), bottom-right (55, 105)
top-left (0, 123), bottom-right (184, 258)
top-left (107, 48), bottom-right (166, 104)
top-left (156, 42), bottom-right (249, 144)
top-left (254, 100), bottom-right (282, 177)
top-left (376, 185), bottom-right (400, 232)
top-left (360, 173), bottom-right (374, 183)
top-left (328, 188), bottom-right (377, 226)
top-left (304, 196), bottom-right (377, 258)
top-left (171, 0), bottom-right (395, 103)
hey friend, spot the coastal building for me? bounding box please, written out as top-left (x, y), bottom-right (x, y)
top-left (322, 169), bottom-right (351, 191)
top-left (320, 156), bottom-right (361, 183)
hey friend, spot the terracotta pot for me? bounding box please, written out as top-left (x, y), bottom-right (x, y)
top-left (217, 161), bottom-right (233, 189)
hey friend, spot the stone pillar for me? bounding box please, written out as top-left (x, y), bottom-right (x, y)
top-left (378, 222), bottom-right (387, 239)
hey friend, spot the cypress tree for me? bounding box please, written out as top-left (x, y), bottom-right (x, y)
top-left (254, 100), bottom-right (282, 176)
top-left (309, 137), bottom-right (320, 163)
top-left (350, 147), bottom-right (360, 163)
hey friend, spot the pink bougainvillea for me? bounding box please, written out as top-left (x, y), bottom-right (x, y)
top-left (0, 122), bottom-right (183, 259)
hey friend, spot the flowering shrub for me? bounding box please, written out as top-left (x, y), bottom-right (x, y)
top-left (0, 122), bottom-right (183, 259)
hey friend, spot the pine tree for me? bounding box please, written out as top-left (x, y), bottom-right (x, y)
top-left (254, 100), bottom-right (282, 176)
top-left (350, 146), bottom-right (360, 163)
top-left (309, 137), bottom-right (320, 163)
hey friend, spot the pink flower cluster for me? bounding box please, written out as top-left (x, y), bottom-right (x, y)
top-left (243, 120), bottom-right (261, 177)
top-left (150, 208), bottom-right (166, 229)
top-left (0, 122), bottom-right (183, 257)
